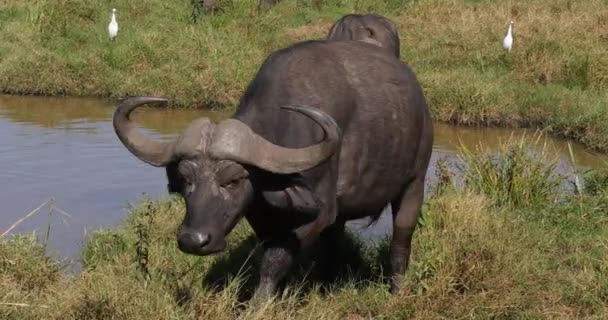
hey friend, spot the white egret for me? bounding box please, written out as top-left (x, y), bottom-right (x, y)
top-left (108, 8), bottom-right (118, 41)
top-left (503, 20), bottom-right (514, 52)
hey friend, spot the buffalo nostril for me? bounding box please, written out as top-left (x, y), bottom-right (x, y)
top-left (194, 233), bottom-right (211, 247)
top-left (178, 231), bottom-right (211, 252)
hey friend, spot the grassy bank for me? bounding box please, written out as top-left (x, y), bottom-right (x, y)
top-left (2, 136), bottom-right (608, 319)
top-left (1, 0), bottom-right (608, 150)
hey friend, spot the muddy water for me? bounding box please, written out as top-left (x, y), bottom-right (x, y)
top-left (1, 95), bottom-right (606, 260)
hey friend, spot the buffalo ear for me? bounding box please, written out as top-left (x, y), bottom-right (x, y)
top-left (166, 162), bottom-right (185, 194)
top-left (261, 184), bottom-right (320, 219)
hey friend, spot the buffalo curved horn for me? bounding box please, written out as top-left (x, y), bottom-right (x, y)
top-left (209, 106), bottom-right (341, 174)
top-left (113, 96), bottom-right (175, 167)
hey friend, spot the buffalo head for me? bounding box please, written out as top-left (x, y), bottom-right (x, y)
top-left (327, 14), bottom-right (401, 58)
top-left (113, 97), bottom-right (340, 255)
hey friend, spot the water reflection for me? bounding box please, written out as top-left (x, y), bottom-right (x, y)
top-left (0, 94), bottom-right (225, 136)
top-left (0, 94), bottom-right (606, 260)
top-left (433, 123), bottom-right (606, 171)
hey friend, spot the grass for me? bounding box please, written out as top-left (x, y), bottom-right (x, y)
top-left (2, 135), bottom-right (608, 319)
top-left (1, 0), bottom-right (608, 150)
top-left (457, 131), bottom-right (566, 208)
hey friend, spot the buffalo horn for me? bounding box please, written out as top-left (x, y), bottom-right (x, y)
top-left (209, 106), bottom-right (341, 174)
top-left (113, 96), bottom-right (175, 167)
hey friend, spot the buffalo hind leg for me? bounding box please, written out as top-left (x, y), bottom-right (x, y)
top-left (389, 176), bottom-right (424, 293)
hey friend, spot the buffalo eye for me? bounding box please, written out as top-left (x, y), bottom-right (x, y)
top-left (360, 26), bottom-right (374, 37)
top-left (217, 162), bottom-right (248, 190)
top-left (220, 173), bottom-right (246, 190)
top-left (223, 177), bottom-right (241, 189)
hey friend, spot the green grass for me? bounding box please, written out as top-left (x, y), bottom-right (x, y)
top-left (2, 137), bottom-right (608, 319)
top-left (1, 0), bottom-right (608, 150)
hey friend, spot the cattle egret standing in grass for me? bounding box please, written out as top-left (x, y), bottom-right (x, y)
top-left (108, 8), bottom-right (118, 41)
top-left (503, 20), bottom-right (514, 52)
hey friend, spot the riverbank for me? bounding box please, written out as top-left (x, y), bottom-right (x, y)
top-left (2, 137), bottom-right (607, 319)
top-left (1, 0), bottom-right (608, 151)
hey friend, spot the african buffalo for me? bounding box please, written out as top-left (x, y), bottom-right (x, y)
top-left (113, 39), bottom-right (433, 301)
top-left (327, 14), bottom-right (401, 58)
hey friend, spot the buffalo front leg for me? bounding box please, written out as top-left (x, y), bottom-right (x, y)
top-left (250, 203), bottom-right (337, 303)
top-left (389, 177), bottom-right (425, 293)
top-left (252, 158), bottom-right (339, 302)
top-left (251, 242), bottom-right (296, 303)
top-left (251, 204), bottom-right (336, 303)
top-left (315, 220), bottom-right (346, 283)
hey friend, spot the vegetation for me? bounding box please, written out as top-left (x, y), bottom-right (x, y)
top-left (2, 136), bottom-right (607, 319)
top-left (2, 1), bottom-right (607, 318)
top-left (1, 0), bottom-right (608, 150)
top-left (458, 132), bottom-right (565, 208)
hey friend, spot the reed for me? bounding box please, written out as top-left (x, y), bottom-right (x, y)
top-left (0, 199), bottom-right (51, 239)
top-left (582, 161), bottom-right (608, 196)
top-left (457, 131), bottom-right (565, 208)
top-left (1, 197), bottom-right (71, 256)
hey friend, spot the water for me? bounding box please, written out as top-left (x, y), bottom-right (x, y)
top-left (1, 94), bottom-right (606, 260)
top-left (0, 95), bottom-right (210, 261)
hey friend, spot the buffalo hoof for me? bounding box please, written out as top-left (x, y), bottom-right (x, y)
top-left (389, 275), bottom-right (404, 294)
top-left (249, 284), bottom-right (274, 307)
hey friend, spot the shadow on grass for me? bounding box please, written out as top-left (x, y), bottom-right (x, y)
top-left (201, 234), bottom-right (262, 301)
top-left (197, 230), bottom-right (391, 302)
